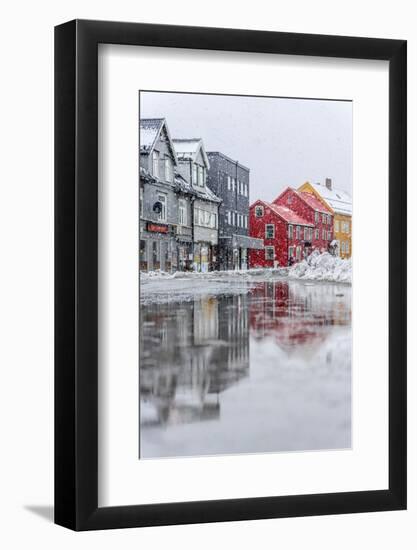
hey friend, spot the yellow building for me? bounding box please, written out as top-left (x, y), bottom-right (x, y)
top-left (298, 179), bottom-right (352, 259)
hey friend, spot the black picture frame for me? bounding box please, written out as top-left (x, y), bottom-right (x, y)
top-left (55, 19), bottom-right (407, 531)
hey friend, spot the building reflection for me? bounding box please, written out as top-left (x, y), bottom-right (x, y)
top-left (140, 294), bottom-right (250, 427)
top-left (248, 280), bottom-right (351, 357)
top-left (140, 280), bottom-right (351, 429)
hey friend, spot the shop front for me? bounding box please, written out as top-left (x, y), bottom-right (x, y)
top-left (193, 242), bottom-right (216, 273)
top-left (230, 234), bottom-right (264, 270)
top-left (139, 221), bottom-right (177, 273)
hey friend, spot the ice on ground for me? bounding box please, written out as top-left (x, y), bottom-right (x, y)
top-left (288, 250), bottom-right (351, 284)
top-left (139, 253), bottom-right (351, 304)
top-left (140, 268), bottom-right (290, 304)
top-left (140, 267), bottom-right (289, 282)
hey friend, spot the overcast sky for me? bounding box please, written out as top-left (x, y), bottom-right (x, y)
top-left (141, 91), bottom-right (352, 203)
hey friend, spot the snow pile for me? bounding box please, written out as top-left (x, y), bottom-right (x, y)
top-left (288, 251), bottom-right (351, 284)
top-left (141, 268), bottom-right (289, 283)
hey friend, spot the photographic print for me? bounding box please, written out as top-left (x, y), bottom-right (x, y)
top-left (139, 91), bottom-right (352, 459)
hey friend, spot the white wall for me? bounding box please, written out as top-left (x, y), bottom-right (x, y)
top-left (0, 0), bottom-right (415, 548)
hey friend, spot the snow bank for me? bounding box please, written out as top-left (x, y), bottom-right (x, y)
top-left (288, 251), bottom-right (351, 284)
top-left (140, 267), bottom-right (289, 283)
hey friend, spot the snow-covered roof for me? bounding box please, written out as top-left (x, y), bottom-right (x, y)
top-left (140, 118), bottom-right (164, 152)
top-left (307, 182), bottom-right (352, 216)
top-left (140, 118), bottom-right (178, 166)
top-left (173, 138), bottom-right (210, 168)
top-left (173, 171), bottom-right (221, 203)
top-left (296, 190), bottom-right (333, 214)
top-left (274, 187), bottom-right (332, 215)
top-left (251, 200), bottom-right (313, 226)
top-left (139, 165), bottom-right (156, 183)
top-left (269, 203), bottom-right (313, 226)
top-left (195, 184), bottom-right (221, 203)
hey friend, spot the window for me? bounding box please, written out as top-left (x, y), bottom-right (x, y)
top-left (315, 211), bottom-right (319, 223)
top-left (335, 220), bottom-right (340, 232)
top-left (226, 211), bottom-right (231, 225)
top-left (322, 213), bottom-right (326, 223)
top-left (265, 246), bottom-right (275, 261)
top-left (265, 224), bottom-right (275, 239)
top-left (152, 151), bottom-right (159, 178)
top-left (164, 157), bottom-right (172, 182)
top-left (194, 208), bottom-right (217, 228)
top-left (315, 229), bottom-right (319, 240)
top-left (157, 192), bottom-right (167, 222)
top-left (304, 227), bottom-right (308, 240)
top-left (139, 186), bottom-right (144, 217)
top-left (244, 215), bottom-right (248, 229)
top-left (227, 175), bottom-right (231, 190)
top-left (232, 177), bottom-right (236, 192)
top-left (287, 195), bottom-right (292, 205)
top-left (244, 183), bottom-right (248, 197)
top-left (345, 242), bottom-right (350, 254)
top-left (193, 164), bottom-right (197, 185)
top-left (296, 225), bottom-right (300, 239)
top-left (327, 231), bottom-right (331, 241)
top-left (197, 166), bottom-right (204, 186)
top-left (341, 241), bottom-right (346, 253)
top-left (322, 229), bottom-right (326, 240)
top-left (255, 205), bottom-right (264, 218)
top-left (178, 199), bottom-right (187, 226)
top-left (288, 224), bottom-right (293, 239)
top-left (296, 246), bottom-right (301, 260)
top-left (288, 246), bottom-right (294, 258)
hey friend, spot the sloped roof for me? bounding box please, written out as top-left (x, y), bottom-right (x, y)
top-left (173, 171), bottom-right (221, 203)
top-left (140, 118), bottom-right (164, 152)
top-left (297, 190), bottom-right (332, 214)
top-left (274, 187), bottom-right (332, 214)
top-left (195, 184), bottom-right (221, 203)
top-left (173, 138), bottom-right (210, 168)
top-left (269, 203), bottom-right (313, 226)
top-left (139, 165), bottom-right (156, 183)
top-left (139, 118), bottom-right (178, 166)
top-left (251, 200), bottom-right (313, 226)
top-left (306, 182), bottom-right (352, 216)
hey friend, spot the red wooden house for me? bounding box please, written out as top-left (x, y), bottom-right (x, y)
top-left (248, 200), bottom-right (314, 268)
top-left (249, 187), bottom-right (334, 268)
top-left (273, 187), bottom-right (334, 254)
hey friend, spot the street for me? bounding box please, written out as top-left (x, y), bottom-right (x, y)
top-left (139, 272), bottom-right (351, 458)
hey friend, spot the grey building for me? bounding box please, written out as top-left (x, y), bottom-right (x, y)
top-left (139, 118), bottom-right (181, 272)
top-left (207, 152), bottom-right (263, 270)
top-left (173, 139), bottom-right (221, 272)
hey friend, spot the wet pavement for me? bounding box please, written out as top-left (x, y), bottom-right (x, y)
top-left (139, 277), bottom-right (351, 459)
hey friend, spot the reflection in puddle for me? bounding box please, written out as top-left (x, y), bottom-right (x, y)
top-left (140, 280), bottom-right (351, 458)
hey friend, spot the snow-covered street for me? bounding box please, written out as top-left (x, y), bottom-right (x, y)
top-left (140, 267), bottom-right (351, 458)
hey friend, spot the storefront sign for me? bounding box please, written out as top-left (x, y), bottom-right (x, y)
top-left (147, 223), bottom-right (168, 233)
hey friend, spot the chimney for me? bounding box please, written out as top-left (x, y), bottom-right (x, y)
top-left (325, 178), bottom-right (332, 190)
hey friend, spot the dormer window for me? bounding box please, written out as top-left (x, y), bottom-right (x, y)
top-left (192, 164), bottom-right (197, 185)
top-left (255, 205), bottom-right (264, 218)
